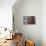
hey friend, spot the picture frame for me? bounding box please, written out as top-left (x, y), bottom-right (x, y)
top-left (23, 16), bottom-right (36, 25)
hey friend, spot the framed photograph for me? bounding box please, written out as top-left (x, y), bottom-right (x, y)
top-left (23, 16), bottom-right (36, 24)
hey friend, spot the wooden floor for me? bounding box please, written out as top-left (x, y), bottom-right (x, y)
top-left (0, 39), bottom-right (16, 46)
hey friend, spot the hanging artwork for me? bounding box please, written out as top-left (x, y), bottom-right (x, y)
top-left (23, 16), bottom-right (36, 24)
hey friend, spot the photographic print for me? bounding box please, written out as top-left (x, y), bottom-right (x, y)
top-left (23, 16), bottom-right (35, 24)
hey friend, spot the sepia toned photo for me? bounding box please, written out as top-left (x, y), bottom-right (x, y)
top-left (23, 16), bottom-right (35, 24)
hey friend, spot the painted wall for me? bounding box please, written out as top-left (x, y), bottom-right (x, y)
top-left (0, 0), bottom-right (16, 29)
top-left (13, 0), bottom-right (41, 46)
top-left (0, 0), bottom-right (16, 39)
top-left (41, 0), bottom-right (46, 46)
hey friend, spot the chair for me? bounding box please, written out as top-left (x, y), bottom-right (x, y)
top-left (14, 33), bottom-right (23, 46)
top-left (25, 40), bottom-right (35, 46)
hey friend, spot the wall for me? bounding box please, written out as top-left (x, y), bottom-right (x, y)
top-left (41, 0), bottom-right (46, 46)
top-left (0, 0), bottom-right (16, 39)
top-left (13, 0), bottom-right (41, 46)
top-left (0, 0), bottom-right (16, 29)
